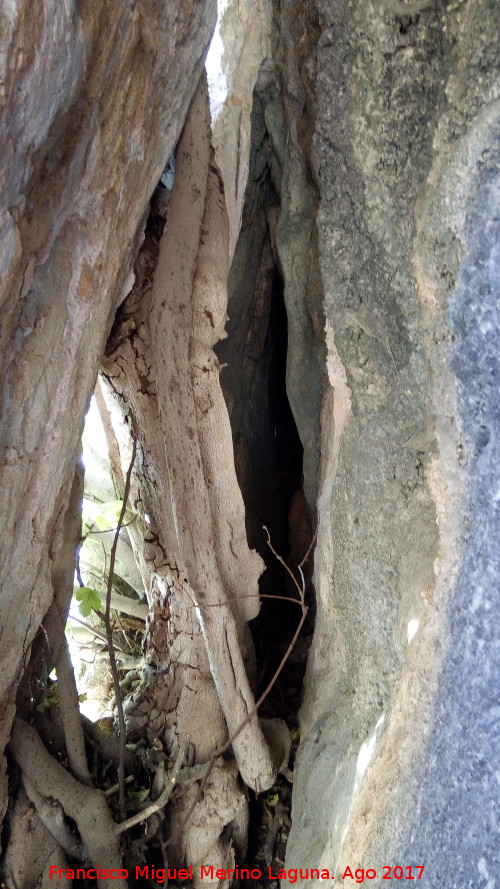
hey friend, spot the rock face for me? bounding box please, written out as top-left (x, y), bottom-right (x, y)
top-left (0, 0), bottom-right (216, 826)
top-left (1, 0), bottom-right (499, 882)
top-left (282, 0), bottom-right (500, 883)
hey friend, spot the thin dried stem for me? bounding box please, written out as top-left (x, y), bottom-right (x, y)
top-left (167, 527), bottom-right (313, 846)
top-left (115, 737), bottom-right (187, 834)
top-left (299, 521), bottom-right (318, 569)
top-left (200, 592), bottom-right (302, 609)
top-left (70, 613), bottom-right (126, 652)
top-left (104, 775), bottom-right (134, 798)
top-left (103, 435), bottom-right (137, 820)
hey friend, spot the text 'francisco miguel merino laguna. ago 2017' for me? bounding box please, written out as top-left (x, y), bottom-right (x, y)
top-left (48, 864), bottom-right (426, 883)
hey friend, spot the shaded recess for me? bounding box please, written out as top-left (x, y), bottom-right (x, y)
top-left (216, 92), bottom-right (315, 726)
top-left (215, 87), bottom-right (317, 884)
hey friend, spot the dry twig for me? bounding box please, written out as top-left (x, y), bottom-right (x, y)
top-left (116, 738), bottom-right (188, 834)
top-left (103, 435), bottom-right (137, 820)
top-left (166, 526), bottom-right (313, 846)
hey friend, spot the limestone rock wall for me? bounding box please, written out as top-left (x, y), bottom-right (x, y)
top-left (284, 0), bottom-right (500, 883)
top-left (0, 0), bottom-right (216, 825)
top-left (1, 0), bottom-right (499, 879)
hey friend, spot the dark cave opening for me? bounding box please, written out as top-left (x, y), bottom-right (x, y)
top-left (216, 79), bottom-right (316, 729)
top-left (245, 272), bottom-right (313, 720)
top-left (216, 152), bottom-right (316, 881)
top-left (217, 255), bottom-right (314, 724)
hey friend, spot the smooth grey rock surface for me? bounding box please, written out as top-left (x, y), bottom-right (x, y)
top-left (391, 122), bottom-right (500, 888)
top-left (284, 0), bottom-right (500, 884)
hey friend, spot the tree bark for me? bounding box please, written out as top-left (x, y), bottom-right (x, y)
top-left (0, 0), bottom-right (216, 828)
top-left (10, 718), bottom-right (126, 889)
top-left (101, 75), bottom-right (276, 872)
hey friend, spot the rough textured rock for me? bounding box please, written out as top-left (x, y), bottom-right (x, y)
top-left (0, 0), bottom-right (216, 826)
top-left (271, 0), bottom-right (325, 507)
top-left (284, 0), bottom-right (500, 883)
top-left (1, 0), bottom-right (499, 881)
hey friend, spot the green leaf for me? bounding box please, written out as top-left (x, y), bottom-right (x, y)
top-left (36, 687), bottom-right (59, 713)
top-left (127, 787), bottom-right (150, 803)
top-left (82, 498), bottom-right (132, 533)
top-left (75, 586), bottom-right (102, 617)
top-left (94, 500), bottom-right (124, 531)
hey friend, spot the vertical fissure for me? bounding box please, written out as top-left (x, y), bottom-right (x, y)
top-left (215, 82), bottom-right (318, 878)
top-left (2, 5), bottom-right (327, 881)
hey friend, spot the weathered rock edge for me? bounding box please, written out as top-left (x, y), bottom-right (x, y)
top-left (285, 0), bottom-right (500, 884)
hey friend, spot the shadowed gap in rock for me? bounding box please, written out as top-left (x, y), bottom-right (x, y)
top-left (216, 116), bottom-right (316, 880)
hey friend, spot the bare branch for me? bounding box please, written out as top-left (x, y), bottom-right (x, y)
top-left (199, 592), bottom-right (303, 609)
top-left (109, 590), bottom-right (148, 621)
top-left (299, 521), bottom-right (318, 569)
top-left (104, 775), bottom-right (134, 797)
top-left (263, 525), bottom-right (304, 596)
top-left (94, 376), bottom-right (125, 490)
top-left (115, 737), bottom-right (188, 834)
top-left (167, 528), bottom-right (313, 846)
top-left (103, 434), bottom-right (137, 819)
top-left (82, 715), bottom-right (136, 773)
top-left (69, 612), bottom-right (126, 652)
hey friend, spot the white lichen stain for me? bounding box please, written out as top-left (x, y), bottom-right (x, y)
top-left (354, 715), bottom-right (386, 794)
top-left (477, 857), bottom-right (495, 889)
top-left (407, 618), bottom-right (419, 644)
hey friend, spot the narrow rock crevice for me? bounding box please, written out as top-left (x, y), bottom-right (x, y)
top-left (220, 261), bottom-right (313, 714)
top-left (0, 0), bottom-right (498, 885)
top-left (215, 74), bottom-right (320, 883)
top-left (216, 85), bottom-right (316, 722)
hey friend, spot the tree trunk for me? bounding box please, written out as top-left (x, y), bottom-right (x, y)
top-left (0, 0), bottom-right (216, 868)
top-left (100, 76), bottom-right (276, 874)
top-left (0, 1), bottom-right (283, 881)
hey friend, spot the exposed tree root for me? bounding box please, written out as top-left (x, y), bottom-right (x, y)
top-left (22, 773), bottom-right (85, 861)
top-left (9, 718), bottom-right (126, 889)
top-left (115, 737), bottom-right (187, 835)
top-left (98, 74), bottom-right (278, 877)
top-left (42, 599), bottom-right (92, 787)
top-left (2, 785), bottom-right (68, 889)
top-left (82, 715), bottom-right (136, 776)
